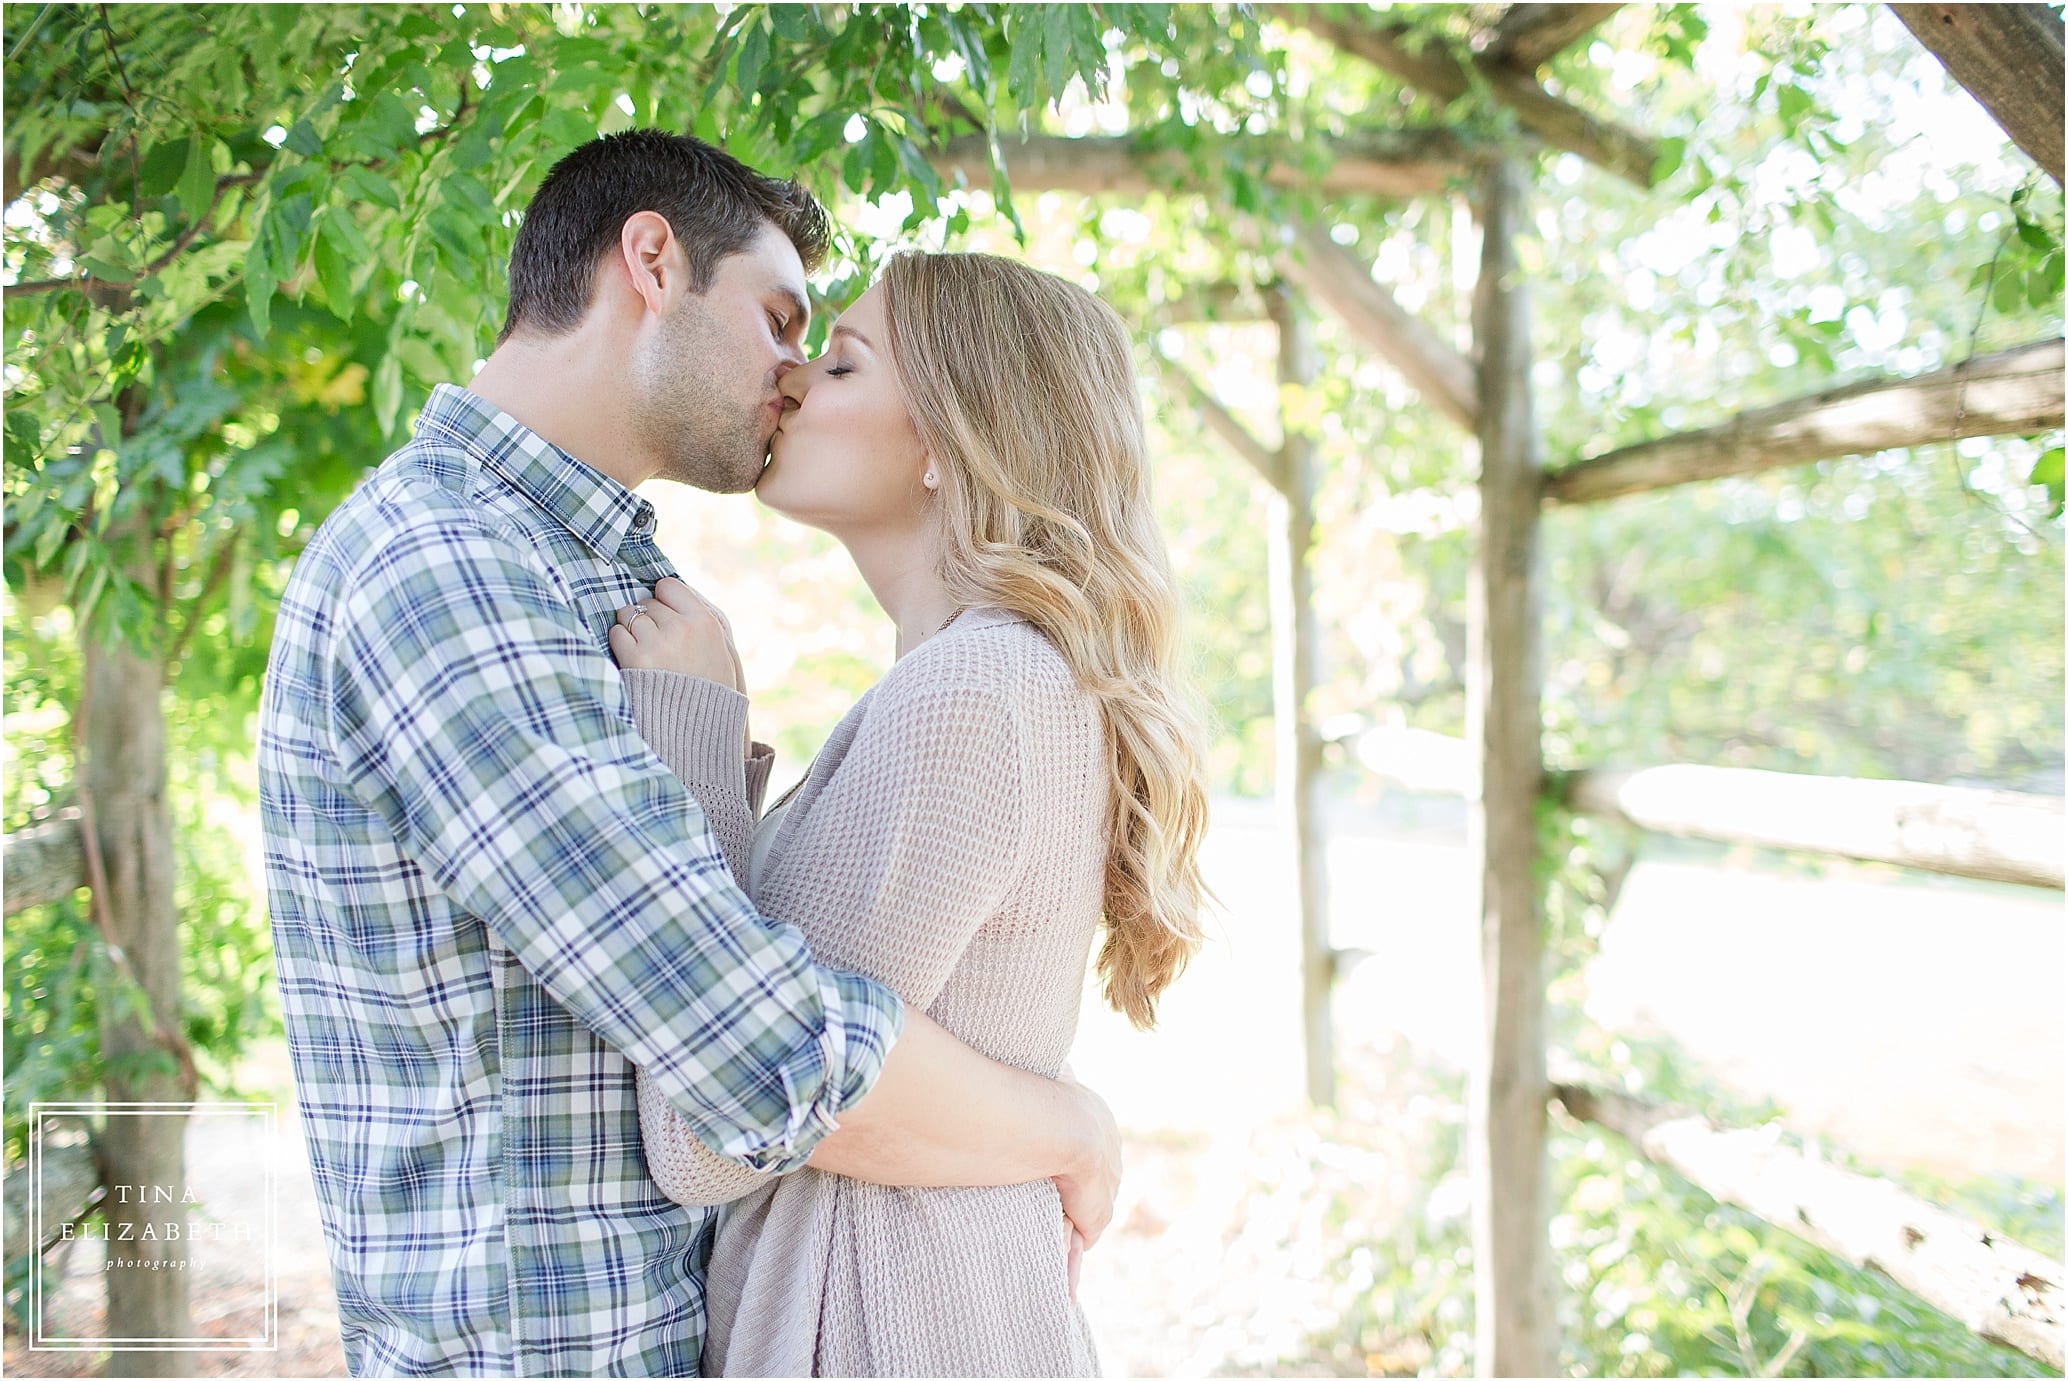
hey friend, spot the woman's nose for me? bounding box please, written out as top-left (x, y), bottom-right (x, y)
top-left (778, 368), bottom-right (809, 404)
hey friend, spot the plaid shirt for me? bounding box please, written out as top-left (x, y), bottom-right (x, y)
top-left (258, 384), bottom-right (904, 1377)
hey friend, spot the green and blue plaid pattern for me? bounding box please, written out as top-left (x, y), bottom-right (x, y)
top-left (259, 384), bottom-right (903, 1377)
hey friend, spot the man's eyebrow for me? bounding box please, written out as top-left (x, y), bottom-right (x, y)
top-left (830, 322), bottom-right (874, 349)
top-left (771, 285), bottom-right (809, 326)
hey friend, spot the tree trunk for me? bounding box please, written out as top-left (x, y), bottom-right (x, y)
top-left (80, 570), bottom-right (192, 1374)
top-left (1268, 285), bottom-right (1335, 1109)
top-left (1467, 161), bottom-right (1555, 1377)
top-left (1890, 4), bottom-right (2064, 185)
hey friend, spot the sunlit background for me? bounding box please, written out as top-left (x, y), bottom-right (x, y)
top-left (6, 2), bottom-right (2062, 1376)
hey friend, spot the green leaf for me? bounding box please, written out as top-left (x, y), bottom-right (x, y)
top-left (138, 138), bottom-right (188, 198)
top-left (736, 18), bottom-right (770, 95)
top-left (1007, 14), bottom-right (1040, 107)
top-left (1040, 9), bottom-right (1072, 102)
top-left (372, 353), bottom-right (403, 436)
top-left (285, 118), bottom-right (323, 156)
top-left (338, 165), bottom-right (401, 211)
top-left (1652, 136), bottom-right (1686, 184)
top-left (1775, 82), bottom-right (1811, 129)
top-left (313, 229), bottom-right (356, 320)
top-left (541, 106), bottom-right (597, 149)
top-left (1992, 264), bottom-right (2023, 314)
top-left (2031, 446), bottom-right (2064, 517)
top-left (245, 239), bottom-right (277, 338)
top-left (178, 136), bottom-right (217, 222)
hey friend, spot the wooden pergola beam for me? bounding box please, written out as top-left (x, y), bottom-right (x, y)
top-left (1276, 222), bottom-right (1480, 430)
top-left (1562, 764), bottom-right (2065, 890)
top-left (1164, 364), bottom-right (1288, 494)
top-left (1266, 4), bottom-right (1661, 186)
top-left (4, 814), bottom-right (86, 916)
top-left (1543, 338), bottom-right (2067, 505)
top-left (1554, 1080), bottom-right (2067, 1370)
top-left (1467, 156), bottom-right (1556, 1378)
top-left (931, 128), bottom-right (1478, 202)
top-left (1486, 3), bottom-right (1625, 72)
top-left (1890, 4), bottom-right (2064, 185)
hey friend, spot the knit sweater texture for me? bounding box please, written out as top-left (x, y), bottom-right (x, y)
top-left (627, 608), bottom-right (1106, 1377)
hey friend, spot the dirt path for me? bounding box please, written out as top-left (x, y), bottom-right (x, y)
top-left (10, 802), bottom-right (2057, 1376)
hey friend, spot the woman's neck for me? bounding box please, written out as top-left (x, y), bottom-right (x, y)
top-left (839, 524), bottom-right (959, 660)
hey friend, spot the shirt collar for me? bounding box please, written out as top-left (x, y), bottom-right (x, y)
top-left (413, 383), bottom-right (659, 560)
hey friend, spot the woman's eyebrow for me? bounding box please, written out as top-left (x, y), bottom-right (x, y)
top-left (830, 322), bottom-right (874, 349)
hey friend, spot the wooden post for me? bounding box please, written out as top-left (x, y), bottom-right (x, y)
top-left (1466, 159), bottom-right (1554, 1377)
top-left (1268, 284), bottom-right (1335, 1109)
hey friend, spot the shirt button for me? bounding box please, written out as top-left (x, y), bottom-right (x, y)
top-left (631, 511), bottom-right (655, 535)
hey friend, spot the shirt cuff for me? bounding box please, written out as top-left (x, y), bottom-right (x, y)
top-left (731, 968), bottom-right (906, 1174)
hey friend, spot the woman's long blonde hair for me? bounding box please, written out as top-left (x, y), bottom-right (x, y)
top-left (879, 250), bottom-right (1210, 1029)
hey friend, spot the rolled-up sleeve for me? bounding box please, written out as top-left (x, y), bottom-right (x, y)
top-left (323, 492), bottom-right (903, 1172)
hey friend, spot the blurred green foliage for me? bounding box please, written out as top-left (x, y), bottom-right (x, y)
top-left (4, 1), bottom-right (2063, 1370)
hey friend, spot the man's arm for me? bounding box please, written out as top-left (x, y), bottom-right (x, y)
top-left (324, 495), bottom-right (900, 1173)
top-left (809, 1009), bottom-right (1122, 1246)
top-left (616, 656), bottom-right (1121, 1238)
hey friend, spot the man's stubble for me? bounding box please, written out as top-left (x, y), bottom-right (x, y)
top-left (630, 296), bottom-right (770, 496)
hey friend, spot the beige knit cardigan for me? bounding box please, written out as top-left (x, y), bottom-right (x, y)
top-left (626, 608), bottom-right (1105, 1378)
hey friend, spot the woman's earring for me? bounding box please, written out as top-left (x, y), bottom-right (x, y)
top-left (922, 470), bottom-right (938, 489)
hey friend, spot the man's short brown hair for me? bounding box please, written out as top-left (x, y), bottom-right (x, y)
top-left (499, 129), bottom-right (830, 343)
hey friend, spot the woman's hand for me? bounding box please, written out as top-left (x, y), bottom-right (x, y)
top-left (610, 576), bottom-right (744, 691)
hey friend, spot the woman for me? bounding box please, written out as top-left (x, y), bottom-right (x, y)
top-left (614, 251), bottom-right (1210, 1377)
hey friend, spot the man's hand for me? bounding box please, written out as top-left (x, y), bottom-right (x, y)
top-left (610, 576), bottom-right (743, 691)
top-left (1052, 1074), bottom-right (1120, 1251)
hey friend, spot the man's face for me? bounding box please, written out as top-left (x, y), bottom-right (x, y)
top-left (629, 223), bottom-right (809, 494)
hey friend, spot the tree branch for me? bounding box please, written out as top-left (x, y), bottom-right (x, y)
top-left (1554, 1080), bottom-right (2067, 1370)
top-left (932, 127), bottom-right (1482, 201)
top-left (1265, 4), bottom-right (1661, 186)
top-left (1161, 363), bottom-right (1288, 493)
top-left (1544, 338), bottom-right (2067, 504)
top-left (1485, 4), bottom-right (1625, 71)
top-left (163, 533), bottom-right (240, 669)
top-left (1890, 4), bottom-right (2064, 185)
top-left (1275, 220), bottom-right (1479, 429)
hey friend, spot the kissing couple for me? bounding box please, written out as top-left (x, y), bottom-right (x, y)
top-left (258, 129), bottom-right (1211, 1378)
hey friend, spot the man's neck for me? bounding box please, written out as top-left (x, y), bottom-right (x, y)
top-left (466, 328), bottom-right (654, 491)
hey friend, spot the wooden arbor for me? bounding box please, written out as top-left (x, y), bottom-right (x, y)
top-left (934, 2), bottom-right (2067, 1374)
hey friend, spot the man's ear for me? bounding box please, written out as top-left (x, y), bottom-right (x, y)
top-left (615, 211), bottom-right (681, 318)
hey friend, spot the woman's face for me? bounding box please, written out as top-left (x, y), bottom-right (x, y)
top-left (755, 286), bottom-right (932, 536)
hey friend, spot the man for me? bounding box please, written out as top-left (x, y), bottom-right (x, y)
top-left (258, 130), bottom-right (1119, 1378)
